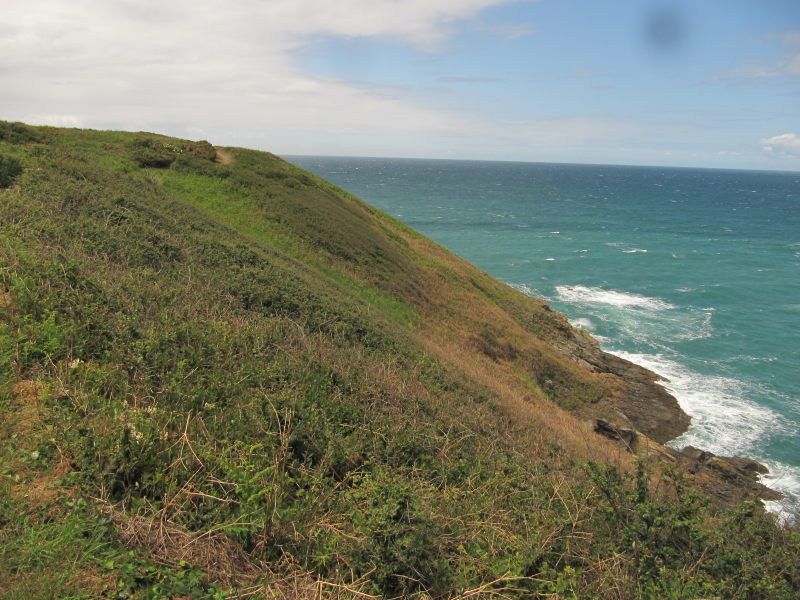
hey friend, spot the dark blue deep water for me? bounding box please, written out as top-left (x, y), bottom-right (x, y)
top-left (289, 156), bottom-right (800, 517)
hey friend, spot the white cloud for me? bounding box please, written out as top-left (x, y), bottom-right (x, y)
top-left (718, 53), bottom-right (800, 80)
top-left (786, 53), bottom-right (800, 75)
top-left (471, 20), bottom-right (535, 40)
top-left (1, 0), bottom-right (541, 154)
top-left (0, 0), bottom-right (644, 163)
top-left (759, 133), bottom-right (800, 157)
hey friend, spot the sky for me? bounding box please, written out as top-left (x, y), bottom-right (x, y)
top-left (2, 0), bottom-right (800, 171)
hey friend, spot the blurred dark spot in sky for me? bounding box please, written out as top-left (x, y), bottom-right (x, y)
top-left (643, 3), bottom-right (688, 54)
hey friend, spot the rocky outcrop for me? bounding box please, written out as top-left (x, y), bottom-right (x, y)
top-left (595, 351), bottom-right (690, 443)
top-left (556, 319), bottom-right (781, 508)
top-left (593, 418), bottom-right (637, 449)
top-left (591, 421), bottom-right (781, 507)
top-left (672, 446), bottom-right (782, 506)
top-left (556, 325), bottom-right (689, 443)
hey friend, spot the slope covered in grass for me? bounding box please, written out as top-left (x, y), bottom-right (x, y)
top-left (1, 121), bottom-right (798, 599)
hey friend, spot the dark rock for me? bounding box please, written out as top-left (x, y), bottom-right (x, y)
top-left (726, 456), bottom-right (770, 475)
top-left (551, 319), bottom-right (689, 442)
top-left (680, 445), bottom-right (709, 462)
top-left (674, 449), bottom-right (783, 506)
top-left (706, 457), bottom-right (745, 482)
top-left (678, 446), bottom-right (711, 472)
top-left (565, 338), bottom-right (690, 443)
top-left (594, 419), bottom-right (637, 449)
top-left (594, 352), bottom-right (690, 443)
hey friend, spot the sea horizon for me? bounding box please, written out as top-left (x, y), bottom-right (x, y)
top-left (284, 153), bottom-right (800, 176)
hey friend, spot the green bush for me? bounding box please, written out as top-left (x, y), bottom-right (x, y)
top-left (0, 121), bottom-right (45, 144)
top-left (171, 154), bottom-right (229, 178)
top-left (182, 140), bottom-right (217, 161)
top-left (350, 471), bottom-right (447, 597)
top-left (128, 138), bottom-right (178, 168)
top-left (114, 553), bottom-right (225, 600)
top-left (585, 460), bottom-right (800, 599)
top-left (0, 154), bottom-right (23, 188)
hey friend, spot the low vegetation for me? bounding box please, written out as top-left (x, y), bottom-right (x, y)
top-left (1, 121), bottom-right (798, 599)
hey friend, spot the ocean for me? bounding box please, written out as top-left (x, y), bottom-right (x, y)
top-left (288, 156), bottom-right (800, 518)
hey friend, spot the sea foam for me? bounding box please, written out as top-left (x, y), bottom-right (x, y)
top-left (553, 285), bottom-right (714, 344)
top-left (611, 351), bottom-right (776, 454)
top-left (555, 285), bottom-right (676, 310)
top-left (612, 350), bottom-right (800, 518)
top-left (570, 317), bottom-right (596, 331)
top-left (509, 283), bottom-right (540, 298)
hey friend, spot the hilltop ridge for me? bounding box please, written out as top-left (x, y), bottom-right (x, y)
top-left (1, 121), bottom-right (797, 599)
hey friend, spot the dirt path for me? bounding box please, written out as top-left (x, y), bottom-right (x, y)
top-left (215, 148), bottom-right (234, 165)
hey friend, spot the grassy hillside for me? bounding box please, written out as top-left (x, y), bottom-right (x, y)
top-left (1, 121), bottom-right (798, 599)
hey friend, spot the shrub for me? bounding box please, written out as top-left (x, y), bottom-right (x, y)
top-left (129, 138), bottom-right (178, 168)
top-left (0, 121), bottom-right (44, 143)
top-left (350, 472), bottom-right (447, 597)
top-left (171, 154), bottom-right (229, 178)
top-left (183, 140), bottom-right (217, 161)
top-left (0, 154), bottom-right (23, 188)
top-left (586, 461), bottom-right (710, 580)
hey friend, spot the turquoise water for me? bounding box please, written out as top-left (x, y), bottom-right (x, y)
top-left (289, 156), bottom-right (800, 517)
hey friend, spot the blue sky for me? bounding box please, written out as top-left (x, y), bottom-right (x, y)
top-left (2, 0), bottom-right (799, 170)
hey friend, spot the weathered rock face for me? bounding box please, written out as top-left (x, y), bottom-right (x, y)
top-left (596, 351), bottom-right (690, 443)
top-left (556, 326), bottom-right (690, 443)
top-left (593, 419), bottom-right (637, 449)
top-left (673, 446), bottom-right (782, 506)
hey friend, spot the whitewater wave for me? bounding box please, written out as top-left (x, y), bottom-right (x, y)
top-left (605, 242), bottom-right (649, 254)
top-left (612, 351), bottom-right (776, 453)
top-left (555, 285), bottom-right (677, 310)
top-left (512, 284), bottom-right (713, 344)
top-left (509, 283), bottom-right (541, 298)
top-left (612, 350), bottom-right (800, 518)
top-left (511, 280), bottom-right (797, 516)
top-left (570, 317), bottom-right (596, 331)
top-left (554, 285), bottom-right (714, 343)
top-left (762, 462), bottom-right (800, 523)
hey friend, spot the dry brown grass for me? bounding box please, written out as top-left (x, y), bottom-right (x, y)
top-left (101, 501), bottom-right (261, 586)
top-left (101, 499), bottom-right (387, 600)
top-left (228, 569), bottom-right (381, 600)
top-left (419, 327), bottom-right (632, 470)
top-left (11, 452), bottom-right (73, 508)
top-left (10, 379), bottom-right (43, 429)
top-left (400, 245), bottom-right (634, 472)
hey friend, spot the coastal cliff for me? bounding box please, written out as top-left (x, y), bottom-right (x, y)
top-left (1, 121), bottom-right (796, 599)
top-left (556, 325), bottom-right (780, 506)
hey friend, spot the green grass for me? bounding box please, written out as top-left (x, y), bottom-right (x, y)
top-left (1, 120), bottom-right (798, 599)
